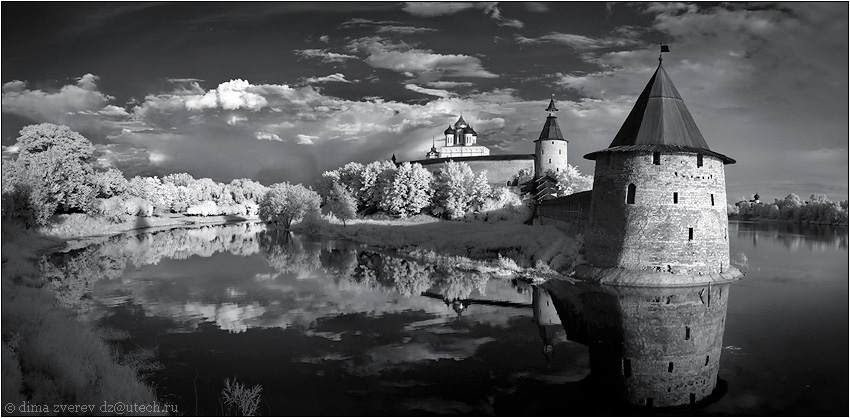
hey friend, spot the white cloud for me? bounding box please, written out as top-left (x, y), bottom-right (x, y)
top-left (1, 74), bottom-right (113, 119)
top-left (255, 132), bottom-right (282, 141)
top-left (404, 84), bottom-right (453, 98)
top-left (227, 115), bottom-right (248, 125)
top-left (185, 79), bottom-right (268, 111)
top-left (295, 49), bottom-right (358, 63)
top-left (516, 32), bottom-right (637, 50)
top-left (425, 81), bottom-right (473, 89)
top-left (296, 134), bottom-right (317, 145)
top-left (402, 2), bottom-right (523, 28)
top-left (305, 73), bottom-right (354, 84)
top-left (347, 36), bottom-right (497, 79)
top-left (319, 34), bottom-right (330, 43)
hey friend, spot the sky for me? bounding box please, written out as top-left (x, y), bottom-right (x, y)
top-left (2, 2), bottom-right (847, 203)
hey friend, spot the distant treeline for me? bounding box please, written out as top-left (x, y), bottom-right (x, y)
top-left (727, 194), bottom-right (849, 225)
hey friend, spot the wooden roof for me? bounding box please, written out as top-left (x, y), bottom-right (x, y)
top-left (585, 62), bottom-right (735, 164)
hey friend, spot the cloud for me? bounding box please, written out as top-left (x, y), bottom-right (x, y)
top-left (347, 36), bottom-right (497, 80)
top-left (296, 134), bottom-right (318, 145)
top-left (319, 34), bottom-right (330, 43)
top-left (425, 81), bottom-right (473, 88)
top-left (305, 73), bottom-right (354, 84)
top-left (401, 2), bottom-right (523, 27)
top-left (376, 25), bottom-right (438, 34)
top-left (525, 2), bottom-right (550, 12)
top-left (516, 32), bottom-right (637, 50)
top-left (404, 84), bottom-right (453, 98)
top-left (255, 132), bottom-right (282, 141)
top-left (401, 2), bottom-right (478, 17)
top-left (341, 17), bottom-right (436, 34)
top-left (295, 48), bottom-right (358, 63)
top-left (184, 79), bottom-right (268, 111)
top-left (2, 74), bottom-right (113, 120)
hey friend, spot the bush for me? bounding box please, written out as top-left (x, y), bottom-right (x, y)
top-left (186, 200), bottom-right (221, 216)
top-left (88, 197), bottom-right (130, 224)
top-left (124, 197), bottom-right (153, 217)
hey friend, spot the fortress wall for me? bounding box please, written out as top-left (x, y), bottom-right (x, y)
top-left (535, 139), bottom-right (569, 176)
top-left (586, 152), bottom-right (730, 275)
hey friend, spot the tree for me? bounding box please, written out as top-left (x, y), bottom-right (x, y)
top-left (258, 182), bottom-right (321, 229)
top-left (432, 161), bottom-right (491, 220)
top-left (548, 164), bottom-right (593, 197)
top-left (323, 183), bottom-right (357, 227)
top-left (380, 162), bottom-right (433, 218)
top-left (91, 168), bottom-right (129, 198)
top-left (7, 124), bottom-right (97, 225)
top-left (359, 160), bottom-right (397, 213)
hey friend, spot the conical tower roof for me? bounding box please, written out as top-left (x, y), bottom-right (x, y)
top-left (536, 96), bottom-right (566, 142)
top-left (584, 61), bottom-right (734, 164)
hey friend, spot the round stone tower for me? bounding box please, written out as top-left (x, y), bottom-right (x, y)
top-left (534, 96), bottom-right (569, 177)
top-left (581, 58), bottom-right (740, 282)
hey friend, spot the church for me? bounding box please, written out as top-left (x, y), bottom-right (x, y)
top-left (410, 96), bottom-right (568, 190)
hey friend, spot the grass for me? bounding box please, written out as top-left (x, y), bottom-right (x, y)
top-left (1, 219), bottom-right (165, 413)
top-left (221, 377), bottom-right (263, 416)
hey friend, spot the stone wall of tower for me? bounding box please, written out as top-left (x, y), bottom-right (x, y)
top-left (585, 152), bottom-right (730, 275)
top-left (534, 139), bottom-right (568, 177)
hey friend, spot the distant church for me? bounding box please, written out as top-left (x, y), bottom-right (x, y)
top-left (411, 96), bottom-right (568, 190)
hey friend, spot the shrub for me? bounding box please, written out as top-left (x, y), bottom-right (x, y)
top-left (221, 377), bottom-right (263, 416)
top-left (124, 197), bottom-right (153, 217)
top-left (88, 197), bottom-right (130, 223)
top-left (186, 200), bottom-right (221, 216)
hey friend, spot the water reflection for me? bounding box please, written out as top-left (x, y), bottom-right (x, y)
top-left (732, 221), bottom-right (848, 252)
top-left (543, 279), bottom-right (730, 409)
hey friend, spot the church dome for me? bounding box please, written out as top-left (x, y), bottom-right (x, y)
top-left (463, 125), bottom-right (477, 135)
top-left (454, 115), bottom-right (468, 129)
top-left (444, 125), bottom-right (454, 135)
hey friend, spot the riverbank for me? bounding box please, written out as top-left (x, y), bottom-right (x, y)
top-left (1, 213), bottom-right (259, 414)
top-left (296, 214), bottom-right (584, 281)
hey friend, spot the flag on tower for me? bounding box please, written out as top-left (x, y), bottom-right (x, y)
top-left (661, 44), bottom-right (670, 52)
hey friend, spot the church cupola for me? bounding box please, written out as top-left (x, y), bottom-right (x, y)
top-left (534, 95), bottom-right (569, 177)
top-left (444, 125), bottom-right (455, 146)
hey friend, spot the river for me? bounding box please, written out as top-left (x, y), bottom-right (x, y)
top-left (45, 221), bottom-right (847, 415)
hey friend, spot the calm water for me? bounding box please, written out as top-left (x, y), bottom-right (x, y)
top-left (46, 221), bottom-right (848, 415)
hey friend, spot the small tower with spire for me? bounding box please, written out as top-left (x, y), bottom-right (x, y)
top-left (534, 95), bottom-right (569, 177)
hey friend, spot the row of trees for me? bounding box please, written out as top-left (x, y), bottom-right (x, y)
top-left (1, 123), bottom-right (271, 226)
top-left (729, 193), bottom-right (849, 225)
top-left (316, 160), bottom-right (522, 222)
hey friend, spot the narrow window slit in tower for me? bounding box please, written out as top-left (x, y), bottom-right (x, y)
top-left (673, 192), bottom-right (679, 204)
top-left (705, 355), bottom-right (710, 366)
top-left (685, 326), bottom-right (691, 340)
top-left (548, 158), bottom-right (551, 164)
top-left (697, 154), bottom-right (703, 167)
top-left (711, 194), bottom-right (715, 206)
top-left (668, 362), bottom-right (674, 373)
top-left (627, 184), bottom-right (636, 204)
top-left (653, 152), bottom-right (661, 165)
top-left (689, 228), bottom-right (694, 241)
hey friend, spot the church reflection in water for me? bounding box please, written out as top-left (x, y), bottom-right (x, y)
top-left (535, 279), bottom-right (730, 409)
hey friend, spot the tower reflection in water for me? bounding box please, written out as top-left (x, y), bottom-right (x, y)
top-left (540, 279), bottom-right (730, 409)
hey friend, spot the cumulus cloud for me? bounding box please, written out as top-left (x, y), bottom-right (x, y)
top-left (296, 134), bottom-right (318, 145)
top-left (295, 48), bottom-right (358, 63)
top-left (184, 79), bottom-right (268, 111)
top-left (405, 84), bottom-right (453, 98)
top-left (319, 34), bottom-right (330, 43)
top-left (255, 132), bottom-right (282, 141)
top-left (347, 36), bottom-right (497, 80)
top-left (305, 73), bottom-right (354, 84)
top-left (1, 73), bottom-right (113, 120)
